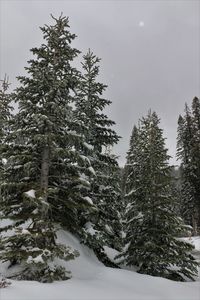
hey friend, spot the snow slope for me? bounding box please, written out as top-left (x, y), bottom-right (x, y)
top-left (0, 231), bottom-right (200, 300)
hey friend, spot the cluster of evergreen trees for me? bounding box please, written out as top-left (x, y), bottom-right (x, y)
top-left (0, 15), bottom-right (199, 283)
top-left (0, 15), bottom-right (120, 282)
top-left (121, 111), bottom-right (199, 281)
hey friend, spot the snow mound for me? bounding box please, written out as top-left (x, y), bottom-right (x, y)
top-left (0, 233), bottom-right (200, 300)
top-left (56, 230), bottom-right (102, 279)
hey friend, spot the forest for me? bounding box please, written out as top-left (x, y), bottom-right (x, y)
top-left (0, 15), bottom-right (200, 288)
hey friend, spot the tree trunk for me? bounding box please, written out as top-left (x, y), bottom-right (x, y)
top-left (40, 145), bottom-right (52, 247)
top-left (192, 213), bottom-right (198, 236)
top-left (40, 146), bottom-right (50, 203)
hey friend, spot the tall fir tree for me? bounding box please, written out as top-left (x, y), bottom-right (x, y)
top-left (120, 125), bottom-right (139, 247)
top-left (120, 111), bottom-right (198, 281)
top-left (0, 75), bottom-right (12, 173)
top-left (0, 75), bottom-right (12, 260)
top-left (191, 97), bottom-right (200, 231)
top-left (74, 50), bottom-right (122, 265)
top-left (0, 15), bottom-right (94, 282)
top-left (177, 98), bottom-right (200, 234)
top-left (122, 125), bottom-right (139, 203)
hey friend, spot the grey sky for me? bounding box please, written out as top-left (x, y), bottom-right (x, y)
top-left (0, 0), bottom-right (200, 165)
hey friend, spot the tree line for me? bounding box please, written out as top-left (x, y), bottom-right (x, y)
top-left (0, 15), bottom-right (199, 283)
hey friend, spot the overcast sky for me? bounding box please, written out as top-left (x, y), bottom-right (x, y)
top-left (0, 0), bottom-right (200, 165)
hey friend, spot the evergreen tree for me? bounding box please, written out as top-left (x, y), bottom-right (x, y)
top-left (0, 15), bottom-right (93, 282)
top-left (191, 97), bottom-right (200, 231)
top-left (120, 125), bottom-right (139, 248)
top-left (177, 99), bottom-right (200, 234)
top-left (121, 111), bottom-right (198, 281)
top-left (177, 113), bottom-right (195, 227)
top-left (0, 75), bottom-right (12, 173)
top-left (170, 166), bottom-right (182, 218)
top-left (75, 50), bottom-right (121, 265)
top-left (0, 75), bottom-right (12, 260)
top-left (123, 125), bottom-right (139, 203)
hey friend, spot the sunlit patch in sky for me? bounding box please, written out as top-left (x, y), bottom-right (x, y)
top-left (139, 21), bottom-right (144, 27)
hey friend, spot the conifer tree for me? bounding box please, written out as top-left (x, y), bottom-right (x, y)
top-left (170, 166), bottom-right (182, 217)
top-left (123, 125), bottom-right (139, 202)
top-left (75, 50), bottom-right (121, 264)
top-left (191, 97), bottom-right (200, 231)
top-left (120, 125), bottom-right (139, 246)
top-left (0, 76), bottom-right (12, 262)
top-left (119, 123), bottom-right (141, 257)
top-left (121, 111), bottom-right (198, 281)
top-left (176, 114), bottom-right (194, 226)
top-left (0, 15), bottom-right (93, 282)
top-left (0, 75), bottom-right (12, 173)
top-left (177, 99), bottom-right (200, 234)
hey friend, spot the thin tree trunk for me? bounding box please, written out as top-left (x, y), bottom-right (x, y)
top-left (40, 145), bottom-right (53, 246)
top-left (192, 213), bottom-right (198, 236)
top-left (40, 146), bottom-right (50, 203)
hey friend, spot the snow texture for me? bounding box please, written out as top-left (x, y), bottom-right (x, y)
top-left (24, 189), bottom-right (36, 198)
top-left (0, 232), bottom-right (200, 300)
top-left (83, 196), bottom-right (93, 205)
top-left (88, 166), bottom-right (96, 175)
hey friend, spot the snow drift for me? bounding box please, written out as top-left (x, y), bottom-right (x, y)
top-left (0, 231), bottom-right (199, 300)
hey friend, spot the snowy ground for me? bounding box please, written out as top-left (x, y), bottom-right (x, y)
top-left (0, 231), bottom-right (200, 300)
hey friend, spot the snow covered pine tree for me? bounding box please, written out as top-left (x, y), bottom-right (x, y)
top-left (177, 99), bottom-right (200, 235)
top-left (74, 49), bottom-right (122, 265)
top-left (0, 76), bottom-right (13, 286)
top-left (0, 75), bottom-right (12, 175)
top-left (0, 15), bottom-right (94, 282)
top-left (121, 111), bottom-right (198, 281)
top-left (122, 125), bottom-right (139, 209)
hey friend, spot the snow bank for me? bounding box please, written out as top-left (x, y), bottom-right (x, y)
top-left (1, 233), bottom-right (200, 300)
